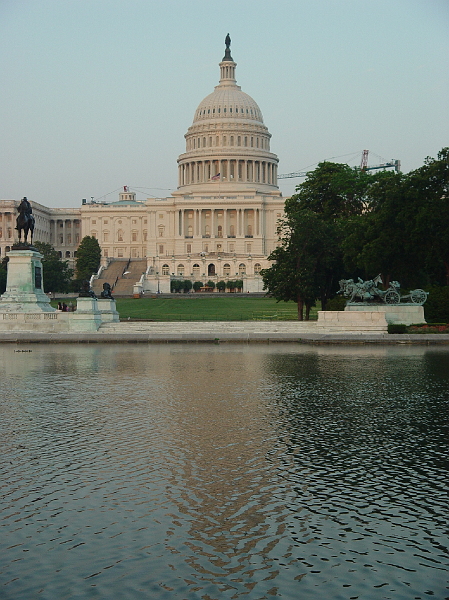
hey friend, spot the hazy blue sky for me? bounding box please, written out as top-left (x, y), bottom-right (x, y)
top-left (1, 0), bottom-right (448, 207)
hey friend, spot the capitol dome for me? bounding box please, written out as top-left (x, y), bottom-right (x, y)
top-left (176, 38), bottom-right (279, 194)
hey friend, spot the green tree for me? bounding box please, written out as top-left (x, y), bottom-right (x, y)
top-left (206, 280), bottom-right (216, 290)
top-left (75, 236), bottom-right (101, 281)
top-left (0, 257), bottom-right (8, 294)
top-left (342, 148), bottom-right (449, 287)
top-left (216, 280), bottom-right (226, 292)
top-left (261, 207), bottom-right (338, 320)
top-left (193, 281), bottom-right (203, 292)
top-left (295, 161), bottom-right (370, 219)
top-left (34, 241), bottom-right (74, 293)
top-left (171, 279), bottom-right (182, 293)
top-left (182, 279), bottom-right (193, 293)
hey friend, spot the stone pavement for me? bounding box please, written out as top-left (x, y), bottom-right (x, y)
top-left (0, 320), bottom-right (448, 344)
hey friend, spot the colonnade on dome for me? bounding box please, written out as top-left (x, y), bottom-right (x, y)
top-left (178, 159), bottom-right (278, 186)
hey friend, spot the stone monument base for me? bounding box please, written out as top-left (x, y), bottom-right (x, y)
top-left (345, 303), bottom-right (425, 325)
top-left (0, 249), bottom-right (55, 312)
top-left (317, 310), bottom-right (388, 333)
top-left (97, 298), bottom-right (120, 323)
top-left (69, 298), bottom-right (103, 332)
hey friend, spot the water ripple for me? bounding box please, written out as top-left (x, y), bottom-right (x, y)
top-left (0, 344), bottom-right (448, 599)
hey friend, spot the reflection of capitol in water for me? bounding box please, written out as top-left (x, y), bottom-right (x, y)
top-left (1, 344), bottom-right (447, 599)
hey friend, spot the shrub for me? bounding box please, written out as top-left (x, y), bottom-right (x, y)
top-left (170, 279), bottom-right (182, 293)
top-left (388, 323), bottom-right (407, 334)
top-left (424, 286), bottom-right (449, 323)
top-left (324, 295), bottom-right (347, 311)
top-left (193, 281), bottom-right (203, 292)
top-left (182, 279), bottom-right (192, 293)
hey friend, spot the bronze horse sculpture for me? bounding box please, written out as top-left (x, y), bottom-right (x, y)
top-left (16, 197), bottom-right (35, 245)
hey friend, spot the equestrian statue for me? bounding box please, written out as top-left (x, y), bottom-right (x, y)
top-left (15, 197), bottom-right (35, 246)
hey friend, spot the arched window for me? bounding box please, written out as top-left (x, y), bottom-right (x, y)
top-left (217, 225), bottom-right (223, 238)
top-left (223, 263), bottom-right (231, 276)
top-left (162, 264), bottom-right (170, 275)
top-left (177, 264), bottom-right (184, 276)
top-left (239, 263), bottom-right (246, 275)
top-left (208, 264), bottom-right (215, 276)
top-left (158, 226), bottom-right (164, 238)
top-left (117, 229), bottom-right (124, 242)
top-left (193, 263), bottom-right (200, 276)
top-left (254, 263), bottom-right (262, 274)
top-left (103, 231), bottom-right (109, 242)
top-left (132, 231), bottom-right (138, 242)
top-left (65, 251), bottom-right (71, 258)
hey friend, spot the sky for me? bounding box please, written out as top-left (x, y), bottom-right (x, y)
top-left (1, 0), bottom-right (448, 208)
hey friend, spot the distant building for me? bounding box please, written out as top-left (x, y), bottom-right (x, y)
top-left (0, 39), bottom-right (285, 292)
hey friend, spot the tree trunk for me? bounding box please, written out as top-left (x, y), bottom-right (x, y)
top-left (297, 296), bottom-right (304, 321)
top-left (305, 304), bottom-right (311, 320)
top-left (321, 292), bottom-right (327, 311)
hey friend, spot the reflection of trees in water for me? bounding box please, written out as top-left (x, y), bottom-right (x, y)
top-left (260, 348), bottom-right (449, 571)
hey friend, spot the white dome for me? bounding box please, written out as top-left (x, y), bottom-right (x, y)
top-left (176, 41), bottom-right (279, 194)
top-left (193, 88), bottom-right (264, 124)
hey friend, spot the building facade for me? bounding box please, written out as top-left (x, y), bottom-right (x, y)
top-left (0, 39), bottom-right (284, 292)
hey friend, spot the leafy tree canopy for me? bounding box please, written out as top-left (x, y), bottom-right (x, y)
top-left (34, 241), bottom-right (73, 293)
top-left (75, 236), bottom-right (101, 281)
top-left (292, 161), bottom-right (373, 220)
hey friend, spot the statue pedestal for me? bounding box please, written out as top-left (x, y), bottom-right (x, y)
top-left (70, 298), bottom-right (102, 331)
top-left (345, 303), bottom-right (425, 325)
top-left (317, 310), bottom-right (388, 333)
top-left (97, 298), bottom-right (120, 323)
top-left (0, 249), bottom-right (55, 312)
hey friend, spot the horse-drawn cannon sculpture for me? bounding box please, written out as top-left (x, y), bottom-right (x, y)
top-left (338, 275), bottom-right (428, 305)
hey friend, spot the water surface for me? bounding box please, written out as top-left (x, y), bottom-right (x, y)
top-left (1, 344), bottom-right (448, 599)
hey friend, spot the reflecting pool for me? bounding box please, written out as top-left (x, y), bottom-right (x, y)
top-left (1, 344), bottom-right (448, 600)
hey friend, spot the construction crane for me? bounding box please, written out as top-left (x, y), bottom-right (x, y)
top-left (360, 150), bottom-right (401, 173)
top-left (278, 151), bottom-right (401, 179)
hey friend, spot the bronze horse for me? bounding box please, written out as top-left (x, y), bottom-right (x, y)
top-left (16, 197), bottom-right (35, 245)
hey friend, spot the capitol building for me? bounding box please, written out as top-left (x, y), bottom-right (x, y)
top-left (0, 39), bottom-right (285, 293)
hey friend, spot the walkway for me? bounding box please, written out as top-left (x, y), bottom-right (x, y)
top-left (0, 320), bottom-right (448, 344)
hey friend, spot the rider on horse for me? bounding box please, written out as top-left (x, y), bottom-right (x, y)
top-left (16, 196), bottom-right (35, 245)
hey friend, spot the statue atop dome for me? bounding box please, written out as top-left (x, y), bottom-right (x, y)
top-left (223, 33), bottom-right (233, 61)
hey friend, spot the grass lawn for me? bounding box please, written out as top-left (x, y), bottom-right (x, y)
top-left (115, 295), bottom-right (309, 321)
top-left (51, 295), bottom-right (314, 321)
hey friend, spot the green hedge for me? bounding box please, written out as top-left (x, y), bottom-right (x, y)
top-left (324, 296), bottom-right (347, 311)
top-left (424, 286), bottom-right (449, 323)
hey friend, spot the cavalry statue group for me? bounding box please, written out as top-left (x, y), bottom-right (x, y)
top-left (338, 275), bottom-right (427, 305)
